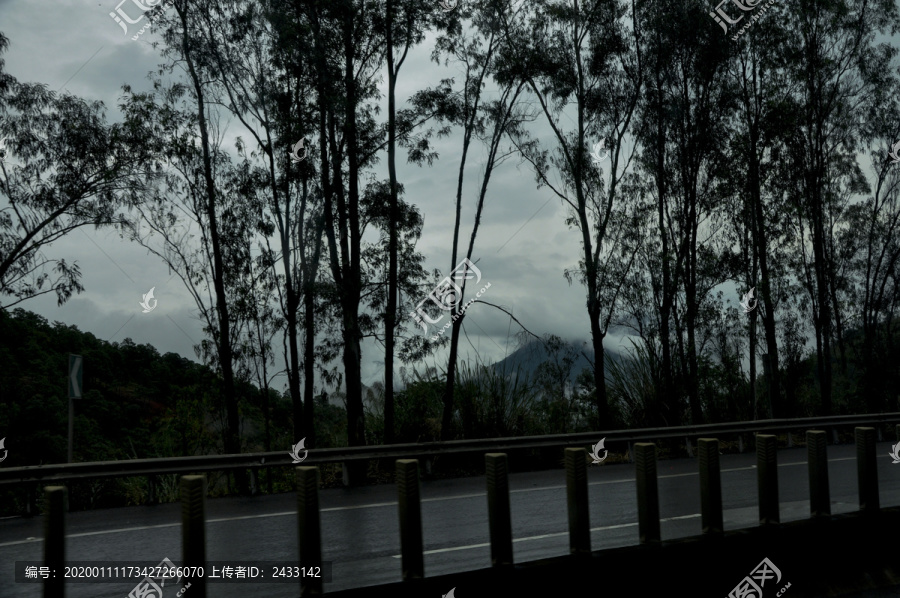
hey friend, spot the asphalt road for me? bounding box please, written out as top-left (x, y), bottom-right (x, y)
top-left (2, 441), bottom-right (899, 598)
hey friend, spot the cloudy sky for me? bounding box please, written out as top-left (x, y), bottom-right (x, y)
top-left (1, 0), bottom-right (749, 394)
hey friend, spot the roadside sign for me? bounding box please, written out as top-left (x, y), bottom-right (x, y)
top-left (68, 354), bottom-right (82, 399)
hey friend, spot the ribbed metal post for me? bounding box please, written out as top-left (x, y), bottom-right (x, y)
top-left (486, 453), bottom-right (513, 566)
top-left (757, 434), bottom-right (779, 525)
top-left (635, 443), bottom-right (660, 544)
top-left (856, 427), bottom-right (879, 513)
top-left (396, 459), bottom-right (424, 579)
top-left (43, 486), bottom-right (66, 598)
top-left (698, 439), bottom-right (723, 535)
top-left (565, 448), bottom-right (590, 554)
top-left (297, 466), bottom-right (323, 595)
top-left (807, 430), bottom-right (830, 519)
top-left (180, 475), bottom-right (206, 598)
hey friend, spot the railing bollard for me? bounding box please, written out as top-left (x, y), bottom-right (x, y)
top-left (685, 437), bottom-right (694, 458)
top-left (297, 466), bottom-right (323, 595)
top-left (43, 486), bottom-right (66, 598)
top-left (181, 475), bottom-right (207, 598)
top-left (856, 427), bottom-right (879, 513)
top-left (807, 430), bottom-right (830, 519)
top-left (698, 439), bottom-right (723, 535)
top-left (635, 443), bottom-right (660, 544)
top-left (396, 460), bottom-right (424, 580)
top-left (757, 434), bottom-right (779, 526)
top-left (486, 453), bottom-right (514, 566)
top-left (565, 448), bottom-right (590, 554)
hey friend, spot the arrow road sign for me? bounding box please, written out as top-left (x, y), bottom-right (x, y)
top-left (69, 354), bottom-right (82, 399)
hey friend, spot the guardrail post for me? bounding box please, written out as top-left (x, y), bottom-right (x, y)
top-left (147, 476), bottom-right (157, 506)
top-left (396, 460), bottom-right (424, 579)
top-left (565, 448), bottom-right (590, 554)
top-left (249, 469), bottom-right (258, 496)
top-left (685, 437), bottom-right (694, 458)
top-left (757, 434), bottom-right (779, 526)
top-left (181, 475), bottom-right (207, 598)
top-left (297, 466), bottom-right (323, 595)
top-left (698, 439), bottom-right (723, 535)
top-left (856, 427), bottom-right (879, 513)
top-left (738, 435), bottom-right (744, 453)
top-left (43, 486), bottom-right (66, 598)
top-left (832, 429), bottom-right (839, 444)
top-left (635, 443), bottom-right (660, 544)
top-left (807, 430), bottom-right (830, 519)
top-left (877, 427), bottom-right (884, 442)
top-left (787, 432), bottom-right (793, 448)
top-left (627, 442), bottom-right (634, 463)
top-left (486, 453), bottom-right (514, 566)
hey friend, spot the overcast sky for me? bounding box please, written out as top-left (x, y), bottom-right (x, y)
top-left (1, 0), bottom-right (762, 395)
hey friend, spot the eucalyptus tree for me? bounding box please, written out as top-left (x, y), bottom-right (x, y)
top-left (496, 0), bottom-right (645, 429)
top-left (846, 67), bottom-right (900, 413)
top-left (779, 0), bottom-right (900, 415)
top-left (175, 0), bottom-right (328, 449)
top-left (305, 0), bottom-right (388, 477)
top-left (116, 0), bottom-right (258, 492)
top-left (375, 0), bottom-right (433, 444)
top-left (0, 32), bottom-right (151, 311)
top-left (720, 16), bottom-right (799, 418)
top-left (406, 0), bottom-right (533, 440)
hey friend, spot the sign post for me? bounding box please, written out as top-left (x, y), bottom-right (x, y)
top-left (68, 354), bottom-right (82, 463)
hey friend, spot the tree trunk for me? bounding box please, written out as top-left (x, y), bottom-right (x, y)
top-left (178, 3), bottom-right (246, 494)
top-left (384, 0), bottom-right (398, 445)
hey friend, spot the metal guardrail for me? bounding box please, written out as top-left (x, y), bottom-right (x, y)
top-left (35, 424), bottom-right (900, 598)
top-left (0, 412), bottom-right (900, 485)
top-left (1, 412), bottom-right (897, 486)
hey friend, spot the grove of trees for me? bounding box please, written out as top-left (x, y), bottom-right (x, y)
top-left (2, 0), bottom-right (899, 491)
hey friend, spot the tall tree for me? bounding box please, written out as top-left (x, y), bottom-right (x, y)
top-left (498, 0), bottom-right (645, 429)
top-left (0, 33), bottom-right (149, 311)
